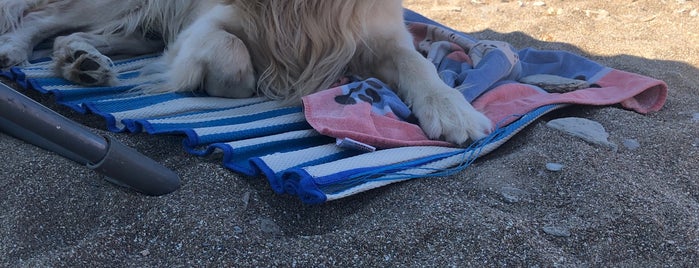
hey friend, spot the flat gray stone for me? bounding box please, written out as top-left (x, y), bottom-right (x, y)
top-left (518, 74), bottom-right (590, 93)
top-left (546, 117), bottom-right (618, 150)
top-left (542, 226), bottom-right (571, 237)
top-left (500, 186), bottom-right (531, 203)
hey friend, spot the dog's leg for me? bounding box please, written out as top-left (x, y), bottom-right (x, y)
top-left (363, 6), bottom-right (492, 144)
top-left (0, 0), bottom-right (85, 68)
top-left (53, 32), bottom-right (164, 86)
top-left (0, 0), bottom-right (47, 34)
top-left (375, 47), bottom-right (493, 144)
top-left (154, 5), bottom-right (255, 98)
top-left (0, 0), bottom-right (31, 34)
top-left (0, 20), bottom-right (45, 67)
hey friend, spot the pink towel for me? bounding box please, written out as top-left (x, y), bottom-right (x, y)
top-left (473, 69), bottom-right (667, 127)
top-left (303, 78), bottom-right (454, 149)
top-left (302, 69), bottom-right (666, 149)
top-left (302, 22), bottom-right (667, 149)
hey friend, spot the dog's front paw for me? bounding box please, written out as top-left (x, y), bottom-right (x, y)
top-left (412, 89), bottom-right (492, 145)
top-left (0, 36), bottom-right (30, 68)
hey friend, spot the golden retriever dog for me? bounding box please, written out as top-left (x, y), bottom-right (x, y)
top-left (0, 0), bottom-right (492, 144)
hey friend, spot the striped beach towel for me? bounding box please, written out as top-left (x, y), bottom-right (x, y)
top-left (0, 10), bottom-right (667, 204)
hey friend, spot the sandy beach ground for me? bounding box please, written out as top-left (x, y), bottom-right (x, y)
top-left (1, 0), bottom-right (698, 266)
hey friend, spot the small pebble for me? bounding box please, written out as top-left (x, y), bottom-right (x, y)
top-left (500, 186), bottom-right (529, 203)
top-left (139, 249), bottom-right (150, 256)
top-left (546, 162), bottom-right (564, 172)
top-left (585, 9), bottom-right (610, 19)
top-left (546, 7), bottom-right (564, 16)
top-left (543, 226), bottom-right (571, 237)
top-left (260, 218), bottom-right (282, 235)
top-left (241, 191), bottom-right (251, 210)
top-left (622, 138), bottom-right (641, 150)
top-left (501, 193), bottom-right (519, 203)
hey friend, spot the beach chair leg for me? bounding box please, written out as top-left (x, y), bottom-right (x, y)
top-left (0, 82), bottom-right (180, 195)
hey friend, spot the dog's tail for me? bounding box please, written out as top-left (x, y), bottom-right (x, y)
top-left (0, 0), bottom-right (47, 34)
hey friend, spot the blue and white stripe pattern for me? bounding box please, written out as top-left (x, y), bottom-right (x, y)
top-left (0, 11), bottom-right (564, 204)
top-left (3, 55), bottom-right (560, 203)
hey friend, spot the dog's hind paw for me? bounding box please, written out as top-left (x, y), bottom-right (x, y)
top-left (70, 50), bottom-right (115, 85)
top-left (412, 89), bottom-right (492, 145)
top-left (55, 48), bottom-right (116, 86)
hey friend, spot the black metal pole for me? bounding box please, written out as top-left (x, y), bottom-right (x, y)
top-left (0, 82), bottom-right (180, 195)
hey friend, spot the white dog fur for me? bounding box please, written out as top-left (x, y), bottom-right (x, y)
top-left (0, 0), bottom-right (492, 145)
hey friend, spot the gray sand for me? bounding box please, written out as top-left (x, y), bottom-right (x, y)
top-left (2, 0), bottom-right (698, 266)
